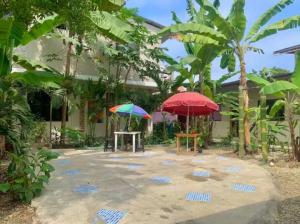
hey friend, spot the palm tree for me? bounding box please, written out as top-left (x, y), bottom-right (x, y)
top-left (248, 56), bottom-right (300, 161)
top-left (160, 0), bottom-right (300, 156)
top-left (0, 14), bottom-right (65, 152)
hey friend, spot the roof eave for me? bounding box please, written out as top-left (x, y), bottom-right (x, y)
top-left (274, 44), bottom-right (300, 55)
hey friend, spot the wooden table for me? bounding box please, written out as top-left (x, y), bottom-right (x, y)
top-left (175, 133), bottom-right (200, 154)
top-left (114, 131), bottom-right (141, 153)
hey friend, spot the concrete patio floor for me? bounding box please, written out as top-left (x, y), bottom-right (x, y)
top-left (32, 148), bottom-right (279, 224)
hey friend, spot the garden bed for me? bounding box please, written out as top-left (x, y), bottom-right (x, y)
top-left (0, 160), bottom-right (39, 224)
top-left (0, 193), bottom-right (38, 224)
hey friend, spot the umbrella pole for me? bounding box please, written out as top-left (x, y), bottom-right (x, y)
top-left (186, 106), bottom-right (190, 151)
top-left (128, 113), bottom-right (132, 131)
top-left (186, 115), bottom-right (189, 151)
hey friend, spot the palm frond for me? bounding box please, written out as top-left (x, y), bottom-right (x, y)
top-left (227, 0), bottom-right (246, 41)
top-left (261, 80), bottom-right (299, 95)
top-left (20, 14), bottom-right (65, 46)
top-left (195, 0), bottom-right (235, 39)
top-left (186, 0), bottom-right (197, 21)
top-left (245, 45), bottom-right (264, 54)
top-left (216, 71), bottom-right (240, 86)
top-left (159, 23), bottom-right (226, 42)
top-left (171, 11), bottom-right (182, 24)
top-left (246, 0), bottom-right (294, 41)
top-left (250, 15), bottom-right (300, 43)
top-left (177, 33), bottom-right (221, 46)
top-left (247, 73), bottom-right (270, 86)
top-left (0, 17), bottom-right (13, 47)
top-left (9, 71), bottom-right (63, 89)
top-left (292, 51), bottom-right (300, 88)
top-left (87, 11), bottom-right (133, 43)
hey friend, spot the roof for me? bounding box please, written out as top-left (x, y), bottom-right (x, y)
top-left (221, 73), bottom-right (292, 88)
top-left (274, 44), bottom-right (300, 54)
top-left (143, 17), bottom-right (165, 29)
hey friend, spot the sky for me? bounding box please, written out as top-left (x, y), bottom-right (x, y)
top-left (126, 0), bottom-right (300, 81)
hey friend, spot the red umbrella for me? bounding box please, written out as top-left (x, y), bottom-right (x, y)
top-left (162, 92), bottom-right (219, 150)
top-left (162, 92), bottom-right (219, 116)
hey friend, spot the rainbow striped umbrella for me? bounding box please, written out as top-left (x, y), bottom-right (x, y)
top-left (109, 104), bottom-right (151, 119)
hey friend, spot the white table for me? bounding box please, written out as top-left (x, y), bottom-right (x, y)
top-left (114, 131), bottom-right (141, 153)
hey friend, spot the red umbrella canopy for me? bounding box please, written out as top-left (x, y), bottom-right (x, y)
top-left (162, 92), bottom-right (219, 116)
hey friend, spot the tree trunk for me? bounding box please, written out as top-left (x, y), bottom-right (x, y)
top-left (79, 97), bottom-right (86, 134)
top-left (49, 93), bottom-right (53, 145)
top-left (123, 66), bottom-right (132, 91)
top-left (286, 102), bottom-right (298, 161)
top-left (260, 94), bottom-right (268, 162)
top-left (60, 33), bottom-right (73, 145)
top-left (105, 92), bottom-right (109, 139)
top-left (238, 86), bottom-right (245, 157)
top-left (238, 48), bottom-right (250, 154)
top-left (0, 135), bottom-right (5, 158)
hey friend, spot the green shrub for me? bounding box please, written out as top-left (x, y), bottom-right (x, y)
top-left (84, 136), bottom-right (105, 147)
top-left (27, 121), bottom-right (47, 144)
top-left (0, 148), bottom-right (58, 203)
top-left (218, 134), bottom-right (234, 147)
top-left (62, 127), bottom-right (85, 147)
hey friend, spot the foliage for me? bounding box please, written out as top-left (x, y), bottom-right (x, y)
top-left (0, 148), bottom-right (58, 203)
top-left (61, 127), bottom-right (85, 147)
top-left (0, 80), bottom-right (33, 153)
top-left (89, 16), bottom-right (169, 139)
top-left (144, 122), bottom-right (180, 145)
top-left (218, 134), bottom-right (234, 147)
top-left (87, 11), bottom-right (132, 42)
top-left (248, 66), bottom-right (300, 161)
top-left (160, 0), bottom-right (298, 156)
top-left (27, 121), bottom-right (47, 143)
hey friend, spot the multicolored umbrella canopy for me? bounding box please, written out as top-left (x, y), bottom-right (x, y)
top-left (109, 104), bottom-right (151, 119)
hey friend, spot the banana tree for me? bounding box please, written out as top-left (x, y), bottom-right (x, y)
top-left (160, 0), bottom-right (300, 157)
top-left (0, 13), bottom-right (67, 152)
top-left (248, 60), bottom-right (300, 161)
top-left (0, 15), bottom-right (64, 77)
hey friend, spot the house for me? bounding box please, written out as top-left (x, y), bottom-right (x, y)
top-left (212, 44), bottom-right (300, 143)
top-left (14, 18), bottom-right (166, 140)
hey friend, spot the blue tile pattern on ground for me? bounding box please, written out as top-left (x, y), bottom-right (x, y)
top-left (192, 171), bottom-right (210, 177)
top-left (56, 159), bottom-right (71, 165)
top-left (191, 159), bottom-right (205, 163)
top-left (111, 158), bottom-right (122, 161)
top-left (161, 160), bottom-right (175, 166)
top-left (151, 176), bottom-right (171, 184)
top-left (74, 184), bottom-right (98, 194)
top-left (64, 169), bottom-right (80, 176)
top-left (127, 164), bottom-right (144, 170)
top-left (216, 156), bottom-right (228, 161)
top-left (143, 152), bottom-right (156, 158)
top-left (225, 166), bottom-right (241, 173)
top-left (233, 183), bottom-right (256, 192)
top-left (186, 192), bottom-right (211, 202)
top-left (95, 209), bottom-right (126, 224)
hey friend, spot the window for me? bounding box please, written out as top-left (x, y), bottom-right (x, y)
top-left (28, 91), bottom-right (67, 121)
